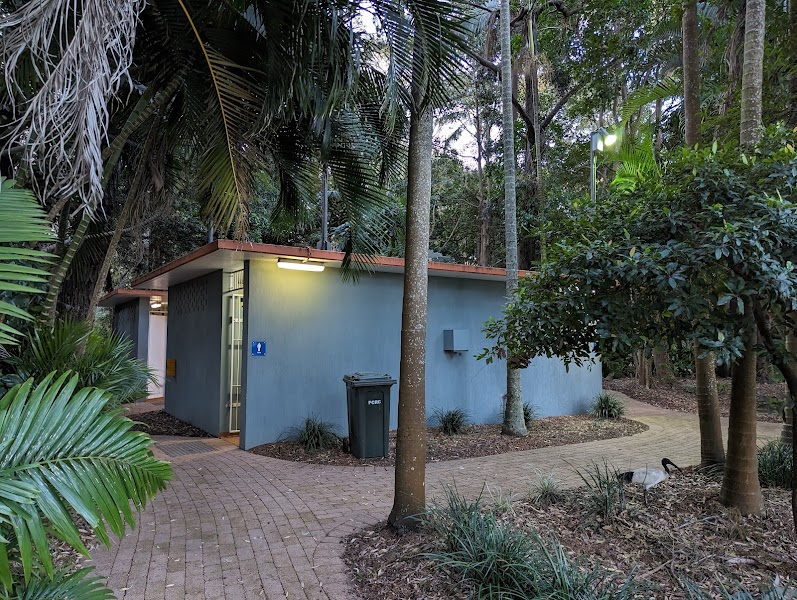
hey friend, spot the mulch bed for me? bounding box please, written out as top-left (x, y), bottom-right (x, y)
top-left (343, 472), bottom-right (796, 599)
top-left (605, 377), bottom-right (787, 423)
top-left (128, 410), bottom-right (212, 438)
top-left (249, 416), bottom-right (648, 467)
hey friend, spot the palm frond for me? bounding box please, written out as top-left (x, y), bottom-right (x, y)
top-left (0, 180), bottom-right (54, 346)
top-left (0, 372), bottom-right (171, 590)
top-left (8, 567), bottom-right (114, 599)
top-left (620, 76), bottom-right (682, 126)
top-left (0, 0), bottom-right (146, 211)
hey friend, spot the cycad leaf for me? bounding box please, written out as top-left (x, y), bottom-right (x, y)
top-left (0, 373), bottom-right (171, 590)
top-left (12, 567), bottom-right (114, 600)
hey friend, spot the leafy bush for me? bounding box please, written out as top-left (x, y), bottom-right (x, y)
top-left (9, 320), bottom-right (153, 409)
top-left (529, 473), bottom-right (566, 508)
top-left (591, 393), bottom-right (626, 419)
top-left (434, 407), bottom-right (470, 435)
top-left (679, 575), bottom-right (796, 599)
top-left (523, 402), bottom-right (537, 427)
top-left (426, 488), bottom-right (641, 599)
top-left (576, 460), bottom-right (626, 523)
top-left (0, 372), bottom-right (170, 597)
top-left (757, 440), bottom-right (793, 489)
top-left (284, 414), bottom-right (340, 451)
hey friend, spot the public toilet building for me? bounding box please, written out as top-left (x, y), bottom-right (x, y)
top-left (103, 240), bottom-right (601, 450)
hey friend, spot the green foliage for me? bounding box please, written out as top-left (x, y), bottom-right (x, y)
top-left (482, 126), bottom-right (797, 372)
top-left (575, 461), bottom-right (626, 524)
top-left (0, 180), bottom-right (53, 346)
top-left (0, 372), bottom-right (170, 595)
top-left (523, 402), bottom-right (537, 427)
top-left (679, 576), bottom-right (796, 599)
top-left (2, 567), bottom-right (115, 599)
top-left (529, 473), bottom-right (565, 508)
top-left (285, 414), bottom-right (341, 452)
top-left (757, 440), bottom-right (793, 489)
top-left (434, 408), bottom-right (471, 435)
top-left (9, 321), bottom-right (153, 408)
top-left (425, 488), bottom-right (641, 599)
top-left (591, 393), bottom-right (626, 420)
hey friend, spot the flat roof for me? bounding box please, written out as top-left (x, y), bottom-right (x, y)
top-left (98, 288), bottom-right (167, 308)
top-left (126, 240), bottom-right (526, 291)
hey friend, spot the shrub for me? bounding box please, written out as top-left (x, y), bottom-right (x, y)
top-left (591, 392), bottom-right (626, 419)
top-left (758, 440), bottom-right (793, 489)
top-left (426, 488), bottom-right (642, 599)
top-left (529, 473), bottom-right (566, 508)
top-left (9, 320), bottom-right (153, 409)
top-left (284, 414), bottom-right (340, 451)
top-left (434, 407), bottom-right (470, 435)
top-left (523, 402), bottom-right (537, 427)
top-left (576, 460), bottom-right (626, 523)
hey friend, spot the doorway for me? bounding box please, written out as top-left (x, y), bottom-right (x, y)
top-left (223, 270), bottom-right (244, 434)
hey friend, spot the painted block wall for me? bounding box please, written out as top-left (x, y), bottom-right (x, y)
top-left (113, 299), bottom-right (141, 360)
top-left (164, 271), bottom-right (225, 436)
top-left (240, 260), bottom-right (601, 449)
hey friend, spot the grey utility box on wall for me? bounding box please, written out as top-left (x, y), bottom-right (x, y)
top-left (443, 329), bottom-right (470, 353)
top-left (343, 372), bottom-right (397, 458)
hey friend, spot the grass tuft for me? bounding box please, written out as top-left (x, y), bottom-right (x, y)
top-left (529, 473), bottom-right (566, 508)
top-left (757, 440), bottom-right (793, 489)
top-left (283, 414), bottom-right (340, 452)
top-left (434, 408), bottom-right (471, 436)
top-left (575, 460), bottom-right (626, 523)
top-left (591, 392), bottom-right (626, 419)
top-left (523, 402), bottom-right (537, 427)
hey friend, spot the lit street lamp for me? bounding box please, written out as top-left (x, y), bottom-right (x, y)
top-left (590, 128), bottom-right (617, 203)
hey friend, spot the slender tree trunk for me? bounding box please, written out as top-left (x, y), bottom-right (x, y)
top-left (694, 346), bottom-right (726, 465)
top-left (683, 0), bottom-right (725, 466)
top-left (528, 13), bottom-right (545, 264)
top-left (683, 0), bottom-right (701, 147)
top-left (499, 0), bottom-right (527, 437)
top-left (475, 106), bottom-right (490, 267)
top-left (740, 0), bottom-right (765, 146)
top-left (789, 0), bottom-right (797, 127)
top-left (720, 320), bottom-right (763, 514)
top-left (652, 346), bottom-right (674, 385)
top-left (389, 104), bottom-right (434, 527)
top-left (718, 0), bottom-right (766, 514)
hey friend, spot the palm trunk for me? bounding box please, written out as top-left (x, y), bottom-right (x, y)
top-left (740, 0), bottom-right (765, 146)
top-left (720, 319), bottom-right (762, 514)
top-left (528, 13), bottom-right (545, 264)
top-left (389, 103), bottom-right (434, 527)
top-left (789, 0), bottom-right (797, 127)
top-left (694, 347), bottom-right (726, 465)
top-left (499, 0), bottom-right (527, 437)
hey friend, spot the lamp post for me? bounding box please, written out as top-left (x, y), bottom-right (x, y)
top-left (589, 127), bottom-right (617, 203)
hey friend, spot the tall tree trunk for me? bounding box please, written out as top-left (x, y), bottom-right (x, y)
top-left (789, 0), bottom-right (797, 127)
top-left (719, 0), bottom-right (766, 514)
top-left (389, 90), bottom-right (434, 527)
top-left (475, 105), bottom-right (490, 267)
top-left (739, 0), bottom-right (765, 146)
top-left (694, 345), bottom-right (726, 465)
top-left (684, 0), bottom-right (725, 466)
top-left (652, 345), bottom-right (674, 385)
top-left (499, 0), bottom-right (527, 437)
top-left (720, 319), bottom-right (762, 513)
top-left (528, 12), bottom-right (545, 264)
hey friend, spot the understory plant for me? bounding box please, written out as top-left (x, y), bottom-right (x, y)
top-left (529, 473), bottom-right (566, 508)
top-left (425, 488), bottom-right (641, 599)
top-left (8, 320), bottom-right (153, 408)
top-left (523, 402), bottom-right (537, 427)
top-left (285, 414), bottom-right (340, 451)
top-left (0, 372), bottom-right (171, 598)
top-left (434, 408), bottom-right (470, 435)
top-left (590, 393), bottom-right (626, 420)
top-left (757, 440), bottom-right (793, 489)
top-left (576, 460), bottom-right (626, 523)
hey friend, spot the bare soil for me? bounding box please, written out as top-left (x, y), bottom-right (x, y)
top-left (249, 416), bottom-right (648, 467)
top-left (605, 377), bottom-right (786, 423)
top-left (343, 472), bottom-right (796, 599)
top-left (129, 410), bottom-right (213, 437)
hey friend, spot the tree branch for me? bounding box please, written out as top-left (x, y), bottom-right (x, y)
top-left (753, 302), bottom-right (797, 400)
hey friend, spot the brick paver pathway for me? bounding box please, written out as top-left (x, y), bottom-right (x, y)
top-left (90, 394), bottom-right (783, 599)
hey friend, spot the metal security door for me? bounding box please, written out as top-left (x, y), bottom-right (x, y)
top-left (226, 293), bottom-right (243, 433)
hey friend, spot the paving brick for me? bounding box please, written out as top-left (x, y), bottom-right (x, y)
top-left (91, 395), bottom-right (782, 599)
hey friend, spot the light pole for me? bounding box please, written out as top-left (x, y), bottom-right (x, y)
top-left (589, 127), bottom-right (617, 203)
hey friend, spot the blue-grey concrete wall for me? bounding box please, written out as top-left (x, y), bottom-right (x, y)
top-left (239, 260), bottom-right (601, 449)
top-left (113, 299), bottom-right (139, 359)
top-left (164, 271), bottom-right (225, 436)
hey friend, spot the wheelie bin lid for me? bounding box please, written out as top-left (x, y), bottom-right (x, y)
top-left (343, 372), bottom-right (397, 387)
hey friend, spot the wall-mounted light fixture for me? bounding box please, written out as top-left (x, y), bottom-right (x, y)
top-left (277, 258), bottom-right (325, 272)
top-left (150, 296), bottom-right (163, 309)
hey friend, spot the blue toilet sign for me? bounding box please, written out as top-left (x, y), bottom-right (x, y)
top-left (251, 341), bottom-right (267, 356)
